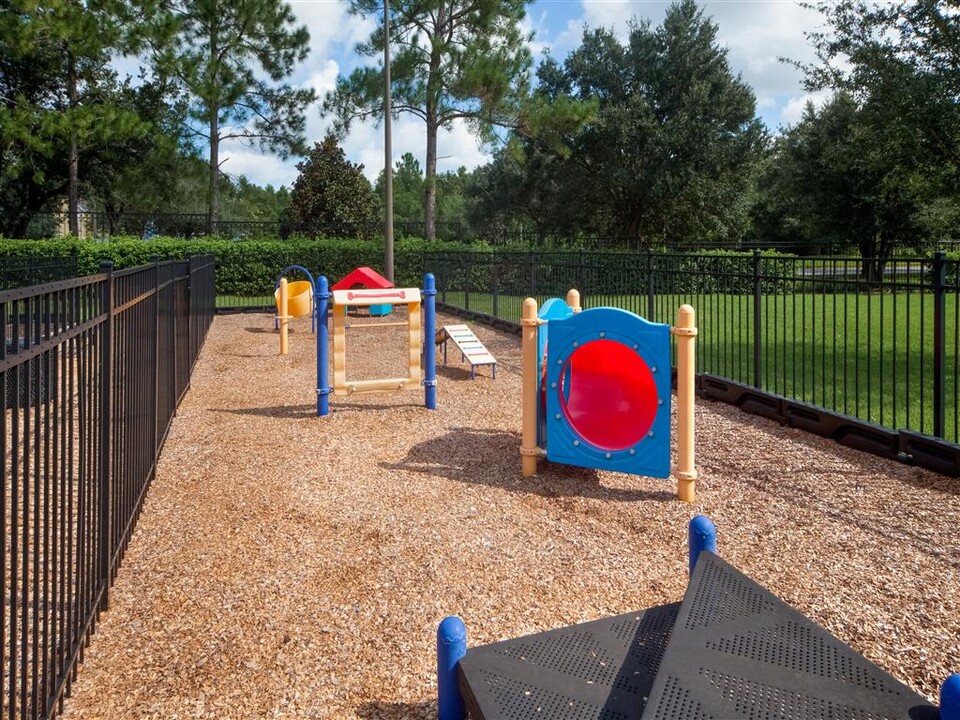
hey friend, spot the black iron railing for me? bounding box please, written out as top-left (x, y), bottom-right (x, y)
top-left (0, 254), bottom-right (215, 718)
top-left (21, 212), bottom-right (478, 242)
top-left (0, 256), bottom-right (79, 292)
top-left (426, 250), bottom-right (960, 463)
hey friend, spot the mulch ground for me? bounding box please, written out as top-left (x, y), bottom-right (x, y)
top-left (61, 311), bottom-right (959, 719)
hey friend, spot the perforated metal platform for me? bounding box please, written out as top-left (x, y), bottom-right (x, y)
top-left (458, 603), bottom-right (680, 719)
top-left (640, 552), bottom-right (938, 720)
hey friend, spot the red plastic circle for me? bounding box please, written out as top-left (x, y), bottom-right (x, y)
top-left (558, 339), bottom-right (658, 451)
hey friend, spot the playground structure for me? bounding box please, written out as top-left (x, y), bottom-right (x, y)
top-left (521, 290), bottom-right (698, 501)
top-left (331, 266), bottom-right (394, 317)
top-left (437, 515), bottom-right (960, 720)
top-left (274, 265), bottom-right (318, 356)
top-left (315, 273), bottom-right (437, 416)
top-left (437, 324), bottom-right (497, 379)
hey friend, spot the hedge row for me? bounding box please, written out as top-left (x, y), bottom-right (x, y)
top-left (0, 237), bottom-right (481, 296)
top-left (425, 249), bottom-right (800, 296)
top-left (21, 238), bottom-right (944, 299)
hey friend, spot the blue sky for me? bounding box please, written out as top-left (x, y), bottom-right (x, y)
top-left (218, 0), bottom-right (829, 189)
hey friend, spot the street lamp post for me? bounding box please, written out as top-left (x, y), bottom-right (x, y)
top-left (383, 0), bottom-right (394, 282)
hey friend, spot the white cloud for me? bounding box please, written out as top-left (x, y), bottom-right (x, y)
top-left (522, 10), bottom-right (550, 59)
top-left (288, 0), bottom-right (374, 74)
top-left (219, 145), bottom-right (299, 188)
top-left (233, 0), bottom-right (832, 188)
top-left (581, 0), bottom-right (636, 37)
top-left (780, 89), bottom-right (831, 127)
top-left (306, 59), bottom-right (340, 97)
top-left (339, 115), bottom-right (491, 182)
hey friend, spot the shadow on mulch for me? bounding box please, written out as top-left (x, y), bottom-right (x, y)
top-left (211, 403), bottom-right (317, 419)
top-left (356, 700), bottom-right (435, 719)
top-left (244, 325), bottom-right (298, 334)
top-left (333, 400), bottom-right (427, 412)
top-left (382, 427), bottom-right (673, 503)
top-left (211, 400), bottom-right (427, 418)
top-left (436, 359), bottom-right (520, 379)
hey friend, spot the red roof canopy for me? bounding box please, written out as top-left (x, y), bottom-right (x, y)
top-left (331, 266), bottom-right (395, 291)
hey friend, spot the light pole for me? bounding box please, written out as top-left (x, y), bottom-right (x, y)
top-left (383, 0), bottom-right (394, 282)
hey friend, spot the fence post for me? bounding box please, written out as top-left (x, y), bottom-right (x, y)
top-left (98, 260), bottom-right (114, 611)
top-left (491, 251), bottom-right (499, 319)
top-left (578, 249), bottom-right (585, 306)
top-left (646, 249), bottom-right (655, 320)
top-left (441, 256), bottom-right (447, 305)
top-left (528, 252), bottom-right (536, 296)
top-left (464, 254), bottom-right (471, 311)
top-left (753, 249), bottom-right (762, 388)
top-left (933, 250), bottom-right (946, 438)
top-left (187, 255), bottom-right (200, 366)
top-left (152, 256), bottom-right (161, 453)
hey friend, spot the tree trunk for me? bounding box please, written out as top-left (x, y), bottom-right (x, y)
top-left (208, 113), bottom-right (219, 234)
top-left (423, 18), bottom-right (442, 243)
top-left (207, 14), bottom-right (220, 235)
top-left (68, 51), bottom-right (79, 237)
top-left (627, 215), bottom-right (644, 250)
top-left (424, 116), bottom-right (438, 242)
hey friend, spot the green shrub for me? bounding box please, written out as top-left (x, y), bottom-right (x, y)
top-left (423, 248), bottom-right (798, 296)
top-left (0, 236), bottom-right (486, 296)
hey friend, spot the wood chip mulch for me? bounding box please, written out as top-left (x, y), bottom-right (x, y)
top-left (61, 311), bottom-right (959, 719)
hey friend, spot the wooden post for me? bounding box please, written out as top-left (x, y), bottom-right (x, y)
top-left (674, 304), bottom-right (697, 502)
top-left (279, 278), bottom-right (290, 356)
top-left (521, 298), bottom-right (540, 477)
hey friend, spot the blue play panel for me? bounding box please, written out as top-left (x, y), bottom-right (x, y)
top-left (542, 306), bottom-right (671, 477)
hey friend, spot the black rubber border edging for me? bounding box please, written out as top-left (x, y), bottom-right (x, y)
top-left (434, 302), bottom-right (959, 478)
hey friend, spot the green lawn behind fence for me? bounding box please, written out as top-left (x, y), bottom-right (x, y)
top-left (438, 289), bottom-right (959, 443)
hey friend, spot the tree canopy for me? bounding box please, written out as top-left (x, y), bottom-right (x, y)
top-left (286, 135), bottom-right (379, 239)
top-left (485, 0), bottom-right (765, 246)
top-left (147, 0), bottom-right (315, 227)
top-left (323, 0), bottom-right (592, 241)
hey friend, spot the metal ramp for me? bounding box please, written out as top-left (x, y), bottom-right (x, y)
top-left (439, 324), bottom-right (497, 379)
top-left (457, 553), bottom-right (936, 720)
top-left (458, 604), bottom-right (679, 719)
top-left (642, 552), bottom-right (937, 720)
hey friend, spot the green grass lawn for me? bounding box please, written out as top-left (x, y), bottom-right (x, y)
top-left (437, 288), bottom-right (960, 443)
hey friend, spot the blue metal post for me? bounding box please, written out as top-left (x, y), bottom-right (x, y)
top-left (424, 273), bottom-right (437, 410)
top-left (688, 515), bottom-right (717, 576)
top-left (437, 616), bottom-right (467, 720)
top-left (317, 276), bottom-right (330, 416)
top-left (942, 674), bottom-right (960, 720)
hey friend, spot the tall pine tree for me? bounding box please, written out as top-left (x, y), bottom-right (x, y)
top-left (323, 0), bottom-right (589, 241)
top-left (148, 0), bottom-right (314, 229)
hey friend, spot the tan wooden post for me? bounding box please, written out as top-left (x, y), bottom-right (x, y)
top-left (673, 304), bottom-right (697, 501)
top-left (279, 278), bottom-right (290, 356)
top-left (521, 298), bottom-right (540, 477)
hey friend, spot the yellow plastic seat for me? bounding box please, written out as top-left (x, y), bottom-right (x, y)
top-left (275, 280), bottom-right (313, 317)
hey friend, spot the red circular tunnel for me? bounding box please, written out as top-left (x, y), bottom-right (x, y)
top-left (558, 339), bottom-right (659, 451)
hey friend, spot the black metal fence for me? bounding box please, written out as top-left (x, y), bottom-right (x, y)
top-left (0, 256), bottom-right (80, 292)
top-left (427, 250), bottom-right (960, 472)
top-left (0, 254), bottom-right (215, 718)
top-left (22, 212), bottom-right (477, 242)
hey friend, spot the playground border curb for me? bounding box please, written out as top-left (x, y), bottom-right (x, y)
top-left (437, 302), bottom-right (959, 479)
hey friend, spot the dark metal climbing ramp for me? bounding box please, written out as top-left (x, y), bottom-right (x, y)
top-left (457, 553), bottom-right (937, 720)
top-left (458, 603), bottom-right (680, 719)
top-left (643, 553), bottom-right (937, 720)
